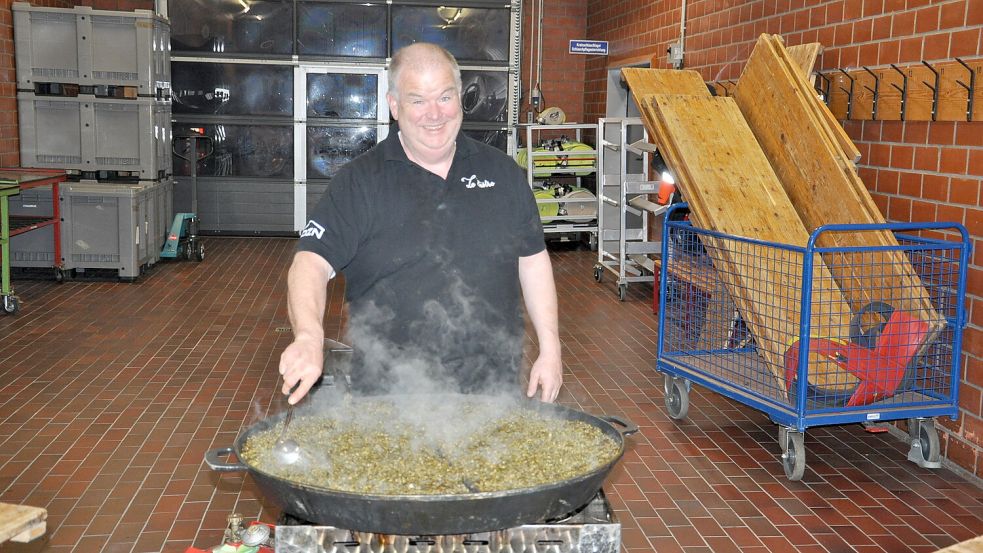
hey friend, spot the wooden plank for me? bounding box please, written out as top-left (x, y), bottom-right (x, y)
top-left (938, 62), bottom-right (979, 122)
top-left (931, 535), bottom-right (983, 553)
top-left (621, 67), bottom-right (711, 97)
top-left (827, 71), bottom-right (851, 120)
top-left (0, 503), bottom-right (46, 544)
top-left (786, 43), bottom-right (823, 77)
top-left (875, 66), bottom-right (907, 121)
top-left (733, 35), bottom-right (943, 335)
top-left (768, 37), bottom-right (861, 164)
top-left (852, 69), bottom-right (877, 120)
top-left (905, 65), bottom-right (941, 121)
top-left (639, 93), bottom-right (857, 391)
top-left (833, 59), bottom-right (983, 122)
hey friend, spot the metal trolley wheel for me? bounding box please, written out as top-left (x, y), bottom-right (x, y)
top-left (618, 283), bottom-right (627, 302)
top-left (779, 427), bottom-right (806, 481)
top-left (664, 375), bottom-right (689, 420)
top-left (593, 265), bottom-right (603, 283)
top-left (907, 418), bottom-right (941, 469)
top-left (2, 295), bottom-right (19, 315)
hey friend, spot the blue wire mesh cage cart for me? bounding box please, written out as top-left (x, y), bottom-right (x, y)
top-left (656, 204), bottom-right (971, 480)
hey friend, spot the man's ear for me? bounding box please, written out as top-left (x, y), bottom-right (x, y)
top-left (386, 92), bottom-right (399, 120)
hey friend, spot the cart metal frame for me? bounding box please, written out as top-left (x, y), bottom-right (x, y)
top-left (0, 168), bottom-right (66, 314)
top-left (593, 118), bottom-right (667, 301)
top-left (656, 204), bottom-right (970, 480)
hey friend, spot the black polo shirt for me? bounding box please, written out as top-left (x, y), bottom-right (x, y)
top-left (298, 128), bottom-right (545, 393)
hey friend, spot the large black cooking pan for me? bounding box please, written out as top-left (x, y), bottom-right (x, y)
top-left (205, 394), bottom-right (636, 535)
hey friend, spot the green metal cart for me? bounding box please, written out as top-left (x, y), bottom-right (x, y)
top-left (0, 169), bottom-right (66, 315)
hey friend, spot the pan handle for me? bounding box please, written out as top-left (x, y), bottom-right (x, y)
top-left (598, 415), bottom-right (638, 436)
top-left (205, 447), bottom-right (249, 472)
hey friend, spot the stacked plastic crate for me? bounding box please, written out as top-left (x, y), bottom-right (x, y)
top-left (12, 2), bottom-right (172, 279)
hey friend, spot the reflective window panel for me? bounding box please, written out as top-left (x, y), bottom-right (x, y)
top-left (463, 129), bottom-right (508, 153)
top-left (169, 0), bottom-right (293, 56)
top-left (391, 6), bottom-right (510, 63)
top-left (306, 125), bottom-right (378, 179)
top-left (307, 74), bottom-right (379, 120)
top-left (460, 70), bottom-right (508, 123)
top-left (298, 2), bottom-right (387, 58)
top-left (172, 62), bottom-right (293, 116)
top-left (172, 123), bottom-right (293, 178)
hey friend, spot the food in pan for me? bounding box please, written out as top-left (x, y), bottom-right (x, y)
top-left (240, 397), bottom-right (620, 495)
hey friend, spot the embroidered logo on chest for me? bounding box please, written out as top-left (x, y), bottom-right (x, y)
top-left (462, 174), bottom-right (495, 189)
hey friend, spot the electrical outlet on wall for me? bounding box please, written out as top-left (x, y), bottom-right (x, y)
top-left (667, 40), bottom-right (684, 68)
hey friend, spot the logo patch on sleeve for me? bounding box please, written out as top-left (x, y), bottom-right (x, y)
top-left (300, 220), bottom-right (326, 239)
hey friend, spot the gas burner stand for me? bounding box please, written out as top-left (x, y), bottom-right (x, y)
top-left (275, 490), bottom-right (619, 553)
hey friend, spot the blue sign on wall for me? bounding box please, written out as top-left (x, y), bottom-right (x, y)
top-left (569, 40), bottom-right (609, 55)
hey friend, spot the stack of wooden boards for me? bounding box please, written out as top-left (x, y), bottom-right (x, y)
top-left (627, 34), bottom-right (943, 402)
top-left (0, 502), bottom-right (46, 544)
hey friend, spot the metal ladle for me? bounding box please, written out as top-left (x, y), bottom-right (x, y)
top-left (273, 382), bottom-right (301, 464)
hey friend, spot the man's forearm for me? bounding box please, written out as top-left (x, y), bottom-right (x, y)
top-left (518, 250), bottom-right (560, 356)
top-left (287, 251), bottom-right (333, 343)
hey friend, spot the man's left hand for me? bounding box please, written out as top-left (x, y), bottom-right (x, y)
top-left (527, 353), bottom-right (562, 402)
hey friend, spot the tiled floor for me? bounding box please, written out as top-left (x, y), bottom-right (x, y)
top-left (1, 237), bottom-right (981, 553)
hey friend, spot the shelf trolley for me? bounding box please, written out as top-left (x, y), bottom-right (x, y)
top-left (656, 205), bottom-right (971, 480)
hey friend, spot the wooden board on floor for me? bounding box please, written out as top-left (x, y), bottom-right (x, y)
top-left (733, 35), bottom-right (943, 335)
top-left (0, 503), bottom-right (46, 544)
top-left (638, 93), bottom-right (856, 391)
top-left (931, 535), bottom-right (983, 553)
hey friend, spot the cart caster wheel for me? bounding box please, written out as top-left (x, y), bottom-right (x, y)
top-left (2, 295), bottom-right (19, 315)
top-left (618, 283), bottom-right (627, 301)
top-left (781, 430), bottom-right (806, 481)
top-left (664, 375), bottom-right (689, 420)
top-left (54, 269), bottom-right (65, 283)
top-left (907, 418), bottom-right (941, 469)
top-left (193, 241), bottom-right (205, 262)
top-left (593, 266), bottom-right (603, 282)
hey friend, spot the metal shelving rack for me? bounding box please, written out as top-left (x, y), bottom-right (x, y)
top-left (593, 117), bottom-right (667, 301)
top-left (520, 123), bottom-right (598, 241)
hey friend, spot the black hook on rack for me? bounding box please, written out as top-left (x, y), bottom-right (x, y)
top-left (954, 58), bottom-right (976, 122)
top-left (815, 72), bottom-right (832, 105)
top-left (920, 60), bottom-right (940, 121)
top-left (837, 68), bottom-right (855, 119)
top-left (890, 64), bottom-right (909, 121)
top-left (861, 66), bottom-right (880, 121)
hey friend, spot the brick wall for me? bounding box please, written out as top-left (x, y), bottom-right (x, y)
top-left (543, 0), bottom-right (982, 477)
top-left (0, 0), bottom-right (151, 166)
top-left (521, 0), bottom-right (589, 125)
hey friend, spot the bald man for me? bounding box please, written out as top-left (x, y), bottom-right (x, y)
top-left (279, 43), bottom-right (562, 404)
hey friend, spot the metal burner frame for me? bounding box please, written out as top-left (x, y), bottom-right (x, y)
top-left (274, 491), bottom-right (619, 553)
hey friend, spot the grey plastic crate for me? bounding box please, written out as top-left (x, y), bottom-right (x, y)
top-left (14, 2), bottom-right (171, 95)
top-left (61, 181), bottom-right (155, 278)
top-left (9, 225), bottom-right (60, 269)
top-left (17, 95), bottom-right (84, 166)
top-left (19, 93), bottom-right (172, 178)
top-left (7, 184), bottom-right (65, 269)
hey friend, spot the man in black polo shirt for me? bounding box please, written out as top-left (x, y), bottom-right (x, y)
top-left (279, 43), bottom-right (562, 404)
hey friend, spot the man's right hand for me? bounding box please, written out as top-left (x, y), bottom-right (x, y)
top-left (279, 337), bottom-right (324, 404)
